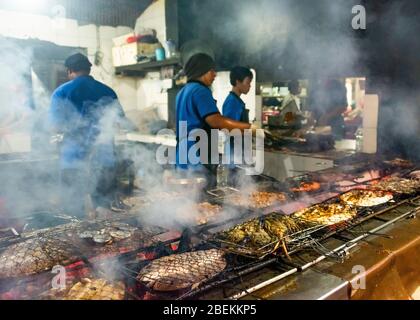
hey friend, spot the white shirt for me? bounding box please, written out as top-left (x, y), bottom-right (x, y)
top-left (279, 93), bottom-right (301, 123)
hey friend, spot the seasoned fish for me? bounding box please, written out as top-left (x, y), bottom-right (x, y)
top-left (339, 189), bottom-right (393, 207)
top-left (137, 249), bottom-right (227, 291)
top-left (370, 177), bottom-right (420, 194)
top-left (64, 278), bottom-right (125, 300)
top-left (46, 278), bottom-right (125, 300)
top-left (223, 215), bottom-right (301, 247)
top-left (176, 202), bottom-right (222, 225)
top-left (294, 203), bottom-right (358, 225)
top-left (225, 191), bottom-right (286, 209)
top-left (0, 237), bottom-right (79, 278)
top-left (264, 216), bottom-right (302, 238)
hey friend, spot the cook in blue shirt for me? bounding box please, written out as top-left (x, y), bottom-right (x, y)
top-left (222, 66), bottom-right (253, 166)
top-left (49, 53), bottom-right (128, 216)
top-left (175, 54), bottom-right (253, 179)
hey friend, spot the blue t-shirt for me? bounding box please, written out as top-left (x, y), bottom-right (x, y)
top-left (49, 75), bottom-right (125, 169)
top-left (222, 92), bottom-right (246, 166)
top-left (222, 92), bottom-right (245, 121)
top-left (175, 81), bottom-right (220, 170)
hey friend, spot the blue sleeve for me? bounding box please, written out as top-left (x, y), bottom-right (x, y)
top-left (48, 90), bottom-right (67, 131)
top-left (193, 87), bottom-right (220, 119)
top-left (222, 97), bottom-right (242, 121)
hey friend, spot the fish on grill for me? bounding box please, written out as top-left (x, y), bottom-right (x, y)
top-left (293, 203), bottom-right (358, 225)
top-left (409, 170), bottom-right (420, 180)
top-left (369, 177), bottom-right (420, 194)
top-left (225, 191), bottom-right (287, 209)
top-left (263, 215), bottom-right (302, 238)
top-left (195, 202), bottom-right (222, 225)
top-left (0, 237), bottom-right (79, 279)
top-left (176, 202), bottom-right (222, 226)
top-left (77, 222), bottom-right (136, 244)
top-left (339, 189), bottom-right (393, 207)
top-left (137, 249), bottom-right (227, 292)
top-left (65, 278), bottom-right (125, 300)
top-left (46, 278), bottom-right (125, 300)
top-left (290, 181), bottom-right (321, 193)
top-left (222, 214), bottom-right (303, 247)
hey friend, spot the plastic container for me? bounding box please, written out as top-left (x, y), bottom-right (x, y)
top-left (165, 40), bottom-right (177, 58)
top-left (355, 127), bottom-right (364, 152)
top-left (155, 47), bottom-right (165, 61)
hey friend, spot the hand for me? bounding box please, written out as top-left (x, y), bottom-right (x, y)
top-left (250, 124), bottom-right (265, 140)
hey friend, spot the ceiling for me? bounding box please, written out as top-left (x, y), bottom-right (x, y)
top-left (0, 0), bottom-right (153, 27)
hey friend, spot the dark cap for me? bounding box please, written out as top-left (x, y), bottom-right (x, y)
top-left (184, 53), bottom-right (216, 81)
top-left (65, 53), bottom-right (92, 72)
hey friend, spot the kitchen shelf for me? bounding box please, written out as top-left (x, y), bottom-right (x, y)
top-left (115, 57), bottom-right (181, 76)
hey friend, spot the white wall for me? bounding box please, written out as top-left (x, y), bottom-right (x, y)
top-left (0, 0), bottom-right (170, 123)
top-left (0, 9), bottom-right (137, 112)
top-left (212, 70), bottom-right (257, 122)
top-left (134, 0), bottom-right (169, 120)
top-left (135, 0), bottom-right (167, 43)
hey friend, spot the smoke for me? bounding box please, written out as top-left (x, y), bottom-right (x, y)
top-left (0, 37), bottom-right (61, 224)
top-left (180, 0), bottom-right (360, 81)
top-left (365, 1), bottom-right (420, 161)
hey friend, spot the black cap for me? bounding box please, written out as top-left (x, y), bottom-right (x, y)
top-left (184, 53), bottom-right (216, 81)
top-left (64, 53), bottom-right (92, 72)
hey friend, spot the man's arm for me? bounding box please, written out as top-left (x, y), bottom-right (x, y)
top-left (205, 113), bottom-right (251, 131)
top-left (48, 92), bottom-right (68, 134)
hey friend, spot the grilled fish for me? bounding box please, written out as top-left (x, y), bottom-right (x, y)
top-left (293, 203), bottom-right (358, 225)
top-left (264, 216), bottom-right (302, 238)
top-left (64, 278), bottom-right (125, 300)
top-left (78, 222), bottom-right (136, 244)
top-left (223, 215), bottom-right (301, 247)
top-left (370, 177), bottom-right (420, 194)
top-left (137, 249), bottom-right (227, 292)
top-left (226, 192), bottom-right (287, 209)
top-left (46, 278), bottom-right (125, 300)
top-left (0, 237), bottom-right (79, 278)
top-left (339, 189), bottom-right (393, 207)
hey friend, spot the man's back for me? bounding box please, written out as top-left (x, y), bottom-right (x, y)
top-left (50, 75), bottom-right (124, 168)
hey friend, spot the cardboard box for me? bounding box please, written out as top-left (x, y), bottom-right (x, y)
top-left (112, 32), bottom-right (135, 46)
top-left (112, 42), bottom-right (161, 67)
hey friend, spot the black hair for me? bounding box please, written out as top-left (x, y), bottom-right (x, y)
top-left (184, 53), bottom-right (216, 81)
top-left (65, 53), bottom-right (92, 73)
top-left (288, 80), bottom-right (300, 93)
top-left (230, 66), bottom-right (253, 86)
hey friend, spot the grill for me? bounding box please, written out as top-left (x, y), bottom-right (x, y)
top-left (0, 160), bottom-right (418, 300)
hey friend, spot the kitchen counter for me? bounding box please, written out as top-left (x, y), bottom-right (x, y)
top-left (117, 132), bottom-right (177, 147)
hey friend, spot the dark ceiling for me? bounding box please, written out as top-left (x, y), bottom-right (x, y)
top-left (0, 0), bottom-right (153, 27)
